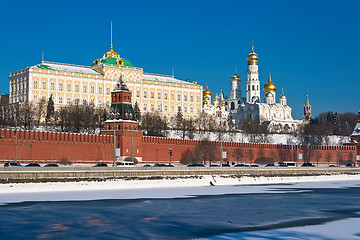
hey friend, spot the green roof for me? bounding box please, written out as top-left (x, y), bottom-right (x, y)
top-left (98, 57), bottom-right (134, 68)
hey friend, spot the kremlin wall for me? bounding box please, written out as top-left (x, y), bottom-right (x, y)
top-left (0, 128), bottom-right (356, 166)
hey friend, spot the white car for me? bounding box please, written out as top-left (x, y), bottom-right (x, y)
top-left (116, 161), bottom-right (135, 167)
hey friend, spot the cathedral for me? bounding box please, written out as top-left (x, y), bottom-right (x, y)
top-left (204, 45), bottom-right (301, 132)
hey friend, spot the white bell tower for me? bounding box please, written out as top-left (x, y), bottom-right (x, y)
top-left (246, 42), bottom-right (260, 103)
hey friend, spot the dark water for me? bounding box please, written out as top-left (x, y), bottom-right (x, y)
top-left (1, 183), bottom-right (360, 239)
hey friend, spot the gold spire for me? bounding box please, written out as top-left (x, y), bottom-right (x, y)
top-left (263, 72), bottom-right (277, 93)
top-left (104, 21), bottom-right (120, 59)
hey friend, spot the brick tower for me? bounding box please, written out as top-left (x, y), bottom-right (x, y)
top-left (101, 75), bottom-right (143, 164)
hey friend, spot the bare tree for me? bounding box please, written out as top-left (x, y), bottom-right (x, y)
top-left (35, 100), bottom-right (46, 127)
top-left (232, 147), bottom-right (245, 164)
top-left (17, 101), bottom-right (35, 130)
top-left (140, 112), bottom-right (167, 137)
top-left (314, 149), bottom-right (322, 166)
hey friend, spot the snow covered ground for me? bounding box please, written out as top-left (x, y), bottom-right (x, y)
top-left (1, 174), bottom-right (360, 205)
top-left (166, 130), bottom-right (350, 145)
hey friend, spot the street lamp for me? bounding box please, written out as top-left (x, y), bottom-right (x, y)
top-left (168, 148), bottom-right (172, 165)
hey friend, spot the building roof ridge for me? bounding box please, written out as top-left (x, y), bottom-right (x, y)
top-left (42, 61), bottom-right (93, 69)
top-left (143, 72), bottom-right (173, 78)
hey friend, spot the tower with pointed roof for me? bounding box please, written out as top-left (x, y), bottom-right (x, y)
top-left (101, 75), bottom-right (143, 162)
top-left (304, 92), bottom-right (311, 123)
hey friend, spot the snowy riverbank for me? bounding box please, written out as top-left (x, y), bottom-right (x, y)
top-left (1, 173), bottom-right (360, 204)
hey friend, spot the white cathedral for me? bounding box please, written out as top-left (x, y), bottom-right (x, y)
top-left (204, 45), bottom-right (301, 132)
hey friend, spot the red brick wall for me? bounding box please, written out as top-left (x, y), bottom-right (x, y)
top-left (0, 129), bottom-right (356, 166)
top-left (142, 136), bottom-right (357, 165)
top-left (0, 129), bottom-right (114, 165)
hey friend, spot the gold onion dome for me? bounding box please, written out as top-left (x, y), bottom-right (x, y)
top-left (247, 45), bottom-right (259, 64)
top-left (231, 73), bottom-right (241, 81)
top-left (213, 97), bottom-right (218, 102)
top-left (263, 74), bottom-right (277, 93)
top-left (203, 86), bottom-right (211, 96)
top-left (204, 96), bottom-right (210, 101)
top-left (104, 44), bottom-right (120, 58)
top-left (220, 102), bottom-right (225, 107)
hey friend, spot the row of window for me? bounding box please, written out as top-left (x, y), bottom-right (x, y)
top-left (32, 80), bottom-right (201, 103)
top-left (139, 90), bottom-right (200, 102)
top-left (142, 103), bottom-right (198, 114)
top-left (33, 80), bottom-right (112, 95)
top-left (33, 95), bottom-right (110, 107)
top-left (10, 81), bottom-right (28, 94)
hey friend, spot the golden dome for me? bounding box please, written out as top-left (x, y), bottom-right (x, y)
top-left (203, 86), bottom-right (211, 96)
top-left (220, 101), bottom-right (225, 107)
top-left (263, 74), bottom-right (277, 93)
top-left (204, 96), bottom-right (210, 101)
top-left (213, 97), bottom-right (218, 102)
top-left (103, 44), bottom-right (120, 58)
top-left (231, 73), bottom-right (241, 81)
top-left (247, 45), bottom-right (258, 65)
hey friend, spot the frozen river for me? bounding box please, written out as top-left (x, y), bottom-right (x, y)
top-left (1, 180), bottom-right (360, 239)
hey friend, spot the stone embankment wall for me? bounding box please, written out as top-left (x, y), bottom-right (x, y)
top-left (1, 167), bottom-right (360, 184)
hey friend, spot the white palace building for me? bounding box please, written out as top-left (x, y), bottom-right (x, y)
top-left (205, 45), bottom-right (301, 132)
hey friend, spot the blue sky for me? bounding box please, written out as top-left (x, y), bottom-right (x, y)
top-left (0, 0), bottom-right (359, 119)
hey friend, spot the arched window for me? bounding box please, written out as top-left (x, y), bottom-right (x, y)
top-left (231, 102), bottom-right (235, 110)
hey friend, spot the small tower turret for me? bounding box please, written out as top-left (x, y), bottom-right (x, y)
top-left (230, 66), bottom-right (241, 99)
top-left (304, 92), bottom-right (311, 123)
top-left (279, 88), bottom-right (287, 106)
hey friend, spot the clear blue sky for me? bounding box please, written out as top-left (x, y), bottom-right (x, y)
top-left (1, 0), bottom-right (359, 119)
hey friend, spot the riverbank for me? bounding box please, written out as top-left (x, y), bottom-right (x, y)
top-left (1, 167), bottom-right (360, 184)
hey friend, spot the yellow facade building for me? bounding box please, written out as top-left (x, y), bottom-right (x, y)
top-left (9, 44), bottom-right (203, 119)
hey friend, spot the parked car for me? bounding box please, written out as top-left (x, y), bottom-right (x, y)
top-left (209, 164), bottom-right (220, 167)
top-left (116, 162), bottom-right (134, 167)
top-left (25, 163), bottom-right (41, 167)
top-left (154, 163), bottom-right (168, 167)
top-left (221, 164), bottom-right (231, 167)
top-left (301, 162), bottom-right (315, 167)
top-left (234, 164), bottom-right (250, 167)
top-left (143, 164), bottom-right (152, 167)
top-left (166, 164), bottom-right (174, 167)
top-left (329, 165), bottom-right (337, 167)
top-left (187, 163), bottom-right (205, 167)
top-left (265, 163), bottom-right (275, 167)
top-left (44, 164), bottom-right (59, 167)
top-left (345, 163), bottom-right (355, 167)
top-left (4, 162), bottom-right (22, 167)
top-left (250, 164), bottom-right (259, 167)
top-left (93, 163), bottom-right (108, 167)
top-left (279, 161), bottom-right (296, 167)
